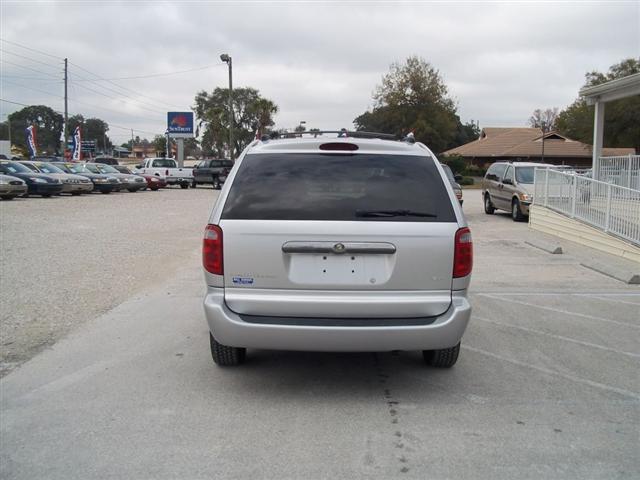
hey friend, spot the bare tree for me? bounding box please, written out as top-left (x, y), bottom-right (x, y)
top-left (528, 108), bottom-right (559, 132)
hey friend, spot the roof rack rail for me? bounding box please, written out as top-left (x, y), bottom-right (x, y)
top-left (267, 130), bottom-right (400, 141)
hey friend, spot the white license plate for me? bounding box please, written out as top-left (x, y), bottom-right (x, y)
top-left (288, 254), bottom-right (390, 286)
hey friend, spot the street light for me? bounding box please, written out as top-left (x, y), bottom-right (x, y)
top-left (220, 53), bottom-right (233, 160)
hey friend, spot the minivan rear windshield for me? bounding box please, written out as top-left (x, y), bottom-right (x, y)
top-left (221, 153), bottom-right (456, 222)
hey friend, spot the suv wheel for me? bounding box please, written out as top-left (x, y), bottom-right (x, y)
top-left (423, 342), bottom-right (460, 368)
top-left (192, 180), bottom-right (197, 188)
top-left (213, 178), bottom-right (221, 190)
top-left (209, 333), bottom-right (246, 366)
top-left (511, 199), bottom-right (525, 222)
top-left (483, 193), bottom-right (495, 214)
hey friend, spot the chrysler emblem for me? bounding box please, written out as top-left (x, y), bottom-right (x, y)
top-left (333, 243), bottom-right (346, 253)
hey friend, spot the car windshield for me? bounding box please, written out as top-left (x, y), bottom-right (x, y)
top-left (67, 164), bottom-right (87, 174)
top-left (21, 163), bottom-right (40, 172)
top-left (95, 164), bottom-right (119, 174)
top-left (36, 163), bottom-right (64, 174)
top-left (1, 162), bottom-right (32, 174)
top-left (151, 159), bottom-right (176, 168)
top-left (515, 167), bottom-right (535, 184)
top-left (114, 166), bottom-right (132, 174)
top-left (222, 153), bottom-right (456, 222)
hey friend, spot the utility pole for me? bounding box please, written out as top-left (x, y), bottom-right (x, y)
top-left (63, 58), bottom-right (68, 154)
top-left (220, 54), bottom-right (233, 160)
top-left (541, 121), bottom-right (546, 163)
top-left (131, 129), bottom-right (134, 159)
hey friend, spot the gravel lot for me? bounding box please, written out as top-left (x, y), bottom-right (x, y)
top-left (0, 187), bottom-right (216, 376)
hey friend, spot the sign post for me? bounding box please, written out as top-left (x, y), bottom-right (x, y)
top-left (167, 112), bottom-right (194, 168)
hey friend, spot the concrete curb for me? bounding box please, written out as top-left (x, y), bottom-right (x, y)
top-left (580, 261), bottom-right (640, 285)
top-left (525, 240), bottom-right (563, 255)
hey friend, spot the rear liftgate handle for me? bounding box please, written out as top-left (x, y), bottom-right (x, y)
top-left (282, 242), bottom-right (396, 255)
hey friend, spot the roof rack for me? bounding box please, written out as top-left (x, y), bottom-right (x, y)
top-left (264, 130), bottom-right (400, 141)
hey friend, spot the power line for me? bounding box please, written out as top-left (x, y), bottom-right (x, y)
top-left (1, 59), bottom-right (61, 78)
top-left (0, 48), bottom-right (63, 71)
top-left (0, 74), bottom-right (61, 81)
top-left (70, 62), bottom-right (224, 81)
top-left (68, 61), bottom-right (185, 110)
top-left (0, 38), bottom-right (62, 60)
top-left (2, 78), bottom-right (65, 99)
top-left (69, 76), bottom-right (166, 115)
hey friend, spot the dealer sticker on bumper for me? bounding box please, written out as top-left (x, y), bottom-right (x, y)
top-left (232, 277), bottom-right (254, 285)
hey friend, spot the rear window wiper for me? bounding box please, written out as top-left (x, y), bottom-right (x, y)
top-left (355, 209), bottom-right (437, 218)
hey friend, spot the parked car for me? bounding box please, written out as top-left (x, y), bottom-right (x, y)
top-left (111, 165), bottom-right (155, 190)
top-left (192, 159), bottom-right (233, 189)
top-left (482, 162), bottom-right (545, 221)
top-left (93, 156), bottom-right (119, 165)
top-left (0, 174), bottom-right (28, 200)
top-left (20, 161), bottom-right (93, 195)
top-left (0, 160), bottom-right (64, 197)
top-left (92, 163), bottom-right (146, 192)
top-left (139, 173), bottom-right (167, 191)
top-left (57, 162), bottom-right (121, 194)
top-left (201, 132), bottom-right (472, 367)
top-left (135, 158), bottom-right (193, 188)
top-left (440, 163), bottom-right (463, 205)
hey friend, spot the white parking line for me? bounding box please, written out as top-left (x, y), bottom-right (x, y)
top-left (474, 316), bottom-right (640, 358)
top-left (478, 294), bottom-right (640, 329)
top-left (462, 345), bottom-right (640, 401)
top-left (589, 295), bottom-right (640, 307)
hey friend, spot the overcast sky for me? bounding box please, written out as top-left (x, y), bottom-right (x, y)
top-left (1, 1), bottom-right (638, 144)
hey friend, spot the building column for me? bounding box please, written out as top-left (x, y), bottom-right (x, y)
top-left (592, 100), bottom-right (605, 181)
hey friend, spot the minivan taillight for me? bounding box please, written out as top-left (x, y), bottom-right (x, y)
top-left (453, 227), bottom-right (473, 278)
top-left (203, 224), bottom-right (223, 275)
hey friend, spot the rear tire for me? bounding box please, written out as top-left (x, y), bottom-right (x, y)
top-left (209, 333), bottom-right (246, 366)
top-left (100, 190), bottom-right (111, 194)
top-left (71, 192), bottom-right (81, 196)
top-left (512, 199), bottom-right (525, 222)
top-left (423, 343), bottom-right (460, 368)
top-left (1, 195), bottom-right (15, 200)
top-left (192, 180), bottom-right (197, 188)
top-left (180, 183), bottom-right (189, 189)
top-left (484, 193), bottom-right (495, 214)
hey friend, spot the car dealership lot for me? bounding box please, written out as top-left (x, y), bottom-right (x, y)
top-left (1, 190), bottom-right (638, 479)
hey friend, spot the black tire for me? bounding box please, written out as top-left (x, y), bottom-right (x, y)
top-left (423, 342), bottom-right (460, 368)
top-left (100, 190), bottom-right (111, 194)
top-left (212, 176), bottom-right (221, 190)
top-left (191, 180), bottom-right (197, 188)
top-left (209, 333), bottom-right (246, 366)
top-left (511, 199), bottom-right (525, 222)
top-left (1, 195), bottom-right (15, 200)
top-left (71, 192), bottom-right (81, 196)
top-left (150, 186), bottom-right (159, 191)
top-left (42, 194), bottom-right (52, 198)
top-left (127, 188), bottom-right (137, 192)
top-left (180, 183), bottom-right (189, 189)
top-left (483, 193), bottom-right (495, 214)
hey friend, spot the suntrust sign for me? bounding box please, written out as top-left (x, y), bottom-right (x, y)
top-left (167, 112), bottom-right (194, 138)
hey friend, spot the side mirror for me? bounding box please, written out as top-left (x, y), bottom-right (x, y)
top-left (502, 178), bottom-right (513, 185)
top-left (454, 174), bottom-right (463, 182)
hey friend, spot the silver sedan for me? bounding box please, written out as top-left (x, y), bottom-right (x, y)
top-left (0, 174), bottom-right (28, 200)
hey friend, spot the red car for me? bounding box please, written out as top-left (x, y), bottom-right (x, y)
top-left (141, 174), bottom-right (167, 191)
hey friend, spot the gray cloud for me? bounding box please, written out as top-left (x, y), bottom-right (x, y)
top-left (1, 1), bottom-right (638, 143)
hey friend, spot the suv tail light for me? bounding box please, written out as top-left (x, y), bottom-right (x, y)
top-left (203, 224), bottom-right (223, 275)
top-left (453, 227), bottom-right (473, 278)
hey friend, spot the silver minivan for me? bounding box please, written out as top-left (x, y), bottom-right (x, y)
top-left (202, 133), bottom-right (473, 367)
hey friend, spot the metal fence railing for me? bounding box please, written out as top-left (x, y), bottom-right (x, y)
top-left (534, 168), bottom-right (640, 246)
top-left (595, 154), bottom-right (640, 190)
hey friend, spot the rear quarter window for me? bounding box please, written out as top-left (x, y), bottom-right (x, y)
top-left (221, 153), bottom-right (456, 222)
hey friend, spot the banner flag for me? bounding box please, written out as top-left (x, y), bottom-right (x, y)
top-left (25, 125), bottom-right (37, 159)
top-left (72, 126), bottom-right (82, 161)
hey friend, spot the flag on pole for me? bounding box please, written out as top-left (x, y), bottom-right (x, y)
top-left (72, 126), bottom-right (82, 161)
top-left (25, 125), bottom-right (37, 159)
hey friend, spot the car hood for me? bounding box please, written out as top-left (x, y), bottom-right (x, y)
top-left (0, 174), bottom-right (26, 184)
top-left (8, 172), bottom-right (61, 183)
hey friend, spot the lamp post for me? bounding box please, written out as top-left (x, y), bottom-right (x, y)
top-left (540, 120), bottom-right (546, 163)
top-left (220, 53), bottom-right (233, 160)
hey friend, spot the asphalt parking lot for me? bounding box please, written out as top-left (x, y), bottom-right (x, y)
top-left (1, 189), bottom-right (638, 479)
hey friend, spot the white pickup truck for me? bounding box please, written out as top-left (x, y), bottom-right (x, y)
top-left (135, 158), bottom-right (193, 188)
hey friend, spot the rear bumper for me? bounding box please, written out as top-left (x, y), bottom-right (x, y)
top-left (203, 288), bottom-right (471, 351)
top-left (166, 177), bottom-right (191, 185)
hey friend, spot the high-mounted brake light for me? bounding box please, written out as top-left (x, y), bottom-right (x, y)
top-left (453, 227), bottom-right (473, 278)
top-left (319, 143), bottom-right (359, 151)
top-left (203, 224), bottom-right (223, 275)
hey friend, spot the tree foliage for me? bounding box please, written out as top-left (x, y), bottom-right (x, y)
top-left (353, 57), bottom-right (477, 153)
top-left (7, 105), bottom-right (64, 155)
top-left (528, 108), bottom-right (559, 132)
top-left (556, 58), bottom-right (640, 151)
top-left (193, 87), bottom-right (278, 158)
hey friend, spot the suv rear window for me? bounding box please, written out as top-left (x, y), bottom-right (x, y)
top-left (221, 153), bottom-right (456, 222)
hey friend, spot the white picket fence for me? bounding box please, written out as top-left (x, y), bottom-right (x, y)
top-left (534, 168), bottom-right (640, 246)
top-left (595, 155), bottom-right (640, 190)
